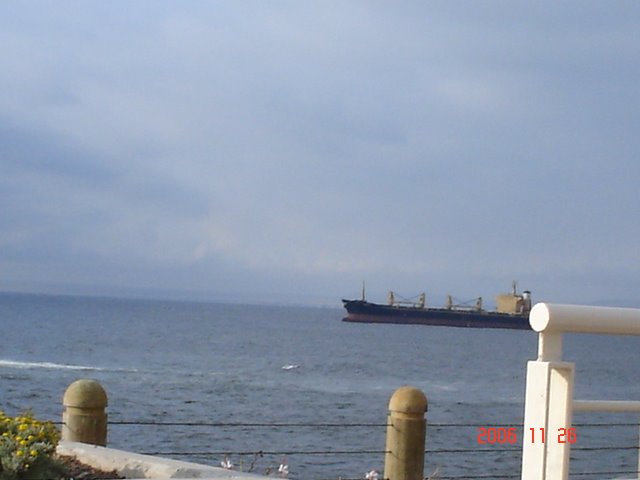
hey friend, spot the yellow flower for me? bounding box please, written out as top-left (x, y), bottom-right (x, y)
top-left (18, 424), bottom-right (29, 432)
top-left (16, 450), bottom-right (24, 456)
top-left (29, 449), bottom-right (39, 457)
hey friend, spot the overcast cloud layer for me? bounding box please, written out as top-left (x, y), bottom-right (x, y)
top-left (1, 2), bottom-right (639, 306)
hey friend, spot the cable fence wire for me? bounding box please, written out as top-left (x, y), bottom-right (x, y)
top-left (133, 445), bottom-right (639, 457)
top-left (432, 474), bottom-right (640, 480)
top-left (566, 471), bottom-right (640, 478)
top-left (54, 419), bottom-right (640, 479)
top-left (433, 474), bottom-right (520, 479)
top-left (107, 421), bottom-right (389, 427)
top-left (55, 419), bottom-right (640, 453)
top-left (115, 421), bottom-right (635, 427)
top-left (138, 449), bottom-right (389, 456)
top-left (61, 420), bottom-right (640, 427)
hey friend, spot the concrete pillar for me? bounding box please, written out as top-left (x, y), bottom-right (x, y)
top-left (62, 379), bottom-right (108, 446)
top-left (384, 386), bottom-right (428, 480)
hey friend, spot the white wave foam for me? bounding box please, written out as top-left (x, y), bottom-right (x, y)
top-left (281, 364), bottom-right (300, 371)
top-left (0, 359), bottom-right (103, 371)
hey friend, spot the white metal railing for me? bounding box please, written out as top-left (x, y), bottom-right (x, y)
top-left (521, 303), bottom-right (640, 480)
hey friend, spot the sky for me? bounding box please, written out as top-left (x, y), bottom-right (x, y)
top-left (1, 1), bottom-right (639, 307)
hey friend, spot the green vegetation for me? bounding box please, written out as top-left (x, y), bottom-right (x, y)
top-left (0, 411), bottom-right (64, 480)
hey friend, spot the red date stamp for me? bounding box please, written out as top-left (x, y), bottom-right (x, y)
top-left (477, 427), bottom-right (577, 444)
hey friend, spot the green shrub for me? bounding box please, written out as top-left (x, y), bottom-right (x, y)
top-left (0, 411), bottom-right (64, 480)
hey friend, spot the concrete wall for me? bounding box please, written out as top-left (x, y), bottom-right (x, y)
top-left (57, 440), bottom-right (268, 480)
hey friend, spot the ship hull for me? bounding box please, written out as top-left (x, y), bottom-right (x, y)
top-left (342, 299), bottom-right (531, 330)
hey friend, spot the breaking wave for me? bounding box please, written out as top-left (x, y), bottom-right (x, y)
top-left (0, 359), bottom-right (137, 373)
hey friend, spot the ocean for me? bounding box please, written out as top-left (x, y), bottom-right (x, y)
top-left (1, 292), bottom-right (638, 479)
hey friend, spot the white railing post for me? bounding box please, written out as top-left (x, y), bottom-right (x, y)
top-left (521, 303), bottom-right (640, 480)
top-left (521, 354), bottom-right (574, 479)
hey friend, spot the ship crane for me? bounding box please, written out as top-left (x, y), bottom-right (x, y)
top-left (446, 295), bottom-right (484, 311)
top-left (388, 291), bottom-right (425, 308)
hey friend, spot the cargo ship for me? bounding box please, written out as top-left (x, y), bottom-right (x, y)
top-left (342, 283), bottom-right (532, 330)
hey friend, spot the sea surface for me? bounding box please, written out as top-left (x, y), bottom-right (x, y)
top-left (1, 292), bottom-right (639, 479)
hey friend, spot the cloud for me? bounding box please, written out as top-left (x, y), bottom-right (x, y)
top-left (1, 1), bottom-right (639, 304)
